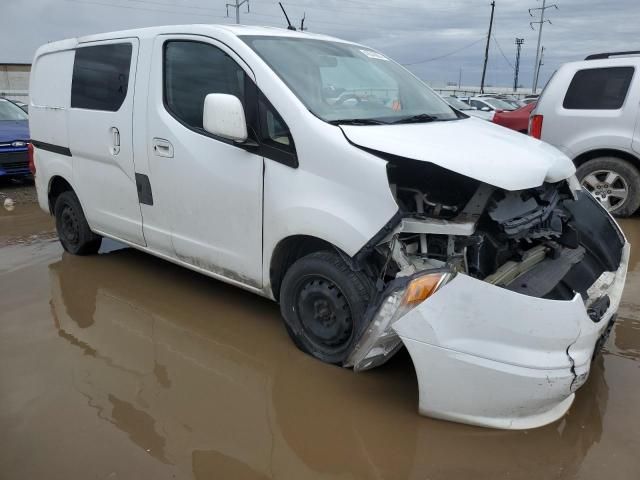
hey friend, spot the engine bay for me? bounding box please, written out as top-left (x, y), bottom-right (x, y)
top-left (375, 157), bottom-right (625, 304)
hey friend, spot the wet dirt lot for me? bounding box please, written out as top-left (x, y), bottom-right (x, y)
top-left (1, 182), bottom-right (640, 480)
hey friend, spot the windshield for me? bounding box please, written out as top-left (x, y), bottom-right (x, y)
top-left (445, 97), bottom-right (472, 110)
top-left (241, 36), bottom-right (458, 124)
top-left (0, 99), bottom-right (28, 121)
top-left (483, 98), bottom-right (516, 110)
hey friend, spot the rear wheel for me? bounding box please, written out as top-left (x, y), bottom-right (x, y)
top-left (279, 251), bottom-right (373, 364)
top-left (54, 191), bottom-right (102, 255)
top-left (577, 157), bottom-right (640, 217)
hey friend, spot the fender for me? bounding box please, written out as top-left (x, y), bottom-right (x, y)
top-left (262, 129), bottom-right (399, 294)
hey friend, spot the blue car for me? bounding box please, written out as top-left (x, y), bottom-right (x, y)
top-left (0, 98), bottom-right (30, 178)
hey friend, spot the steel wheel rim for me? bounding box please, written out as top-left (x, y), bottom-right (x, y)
top-left (581, 169), bottom-right (629, 212)
top-left (295, 275), bottom-right (354, 353)
top-left (60, 204), bottom-right (80, 246)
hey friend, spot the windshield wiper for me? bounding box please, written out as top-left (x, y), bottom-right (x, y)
top-left (390, 113), bottom-right (439, 124)
top-left (328, 118), bottom-right (388, 126)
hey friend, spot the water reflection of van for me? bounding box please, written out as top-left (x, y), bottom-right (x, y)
top-left (49, 251), bottom-right (608, 478)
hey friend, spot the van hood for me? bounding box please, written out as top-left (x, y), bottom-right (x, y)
top-left (340, 117), bottom-right (575, 191)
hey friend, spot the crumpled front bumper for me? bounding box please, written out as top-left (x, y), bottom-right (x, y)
top-left (392, 242), bottom-right (629, 430)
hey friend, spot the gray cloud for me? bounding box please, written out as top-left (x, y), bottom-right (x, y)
top-left (2, 0), bottom-right (639, 89)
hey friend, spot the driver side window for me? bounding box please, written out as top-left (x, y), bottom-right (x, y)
top-left (164, 40), bottom-right (246, 131)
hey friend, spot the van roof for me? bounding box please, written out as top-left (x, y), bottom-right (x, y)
top-left (36, 24), bottom-right (351, 55)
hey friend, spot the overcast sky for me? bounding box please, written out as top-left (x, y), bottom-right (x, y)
top-left (2, 0), bottom-right (639, 89)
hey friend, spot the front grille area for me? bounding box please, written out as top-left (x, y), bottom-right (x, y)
top-left (0, 151), bottom-right (29, 175)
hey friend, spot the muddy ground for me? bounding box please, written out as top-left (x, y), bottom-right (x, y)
top-left (1, 181), bottom-right (639, 480)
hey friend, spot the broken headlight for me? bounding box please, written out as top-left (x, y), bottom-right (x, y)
top-left (346, 271), bottom-right (454, 371)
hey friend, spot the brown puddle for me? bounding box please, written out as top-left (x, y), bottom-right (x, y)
top-left (1, 186), bottom-right (640, 480)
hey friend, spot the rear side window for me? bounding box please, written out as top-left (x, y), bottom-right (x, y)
top-left (71, 43), bottom-right (132, 111)
top-left (563, 67), bottom-right (634, 110)
top-left (164, 41), bottom-right (246, 130)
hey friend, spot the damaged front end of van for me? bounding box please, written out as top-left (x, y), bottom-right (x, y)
top-left (345, 145), bottom-right (629, 430)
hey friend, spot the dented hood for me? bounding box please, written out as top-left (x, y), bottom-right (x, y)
top-left (340, 117), bottom-right (575, 191)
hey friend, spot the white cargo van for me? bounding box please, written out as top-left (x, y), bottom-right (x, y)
top-left (30, 25), bottom-right (629, 429)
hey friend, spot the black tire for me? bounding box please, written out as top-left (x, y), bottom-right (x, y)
top-left (54, 191), bottom-right (102, 255)
top-left (576, 157), bottom-right (640, 217)
top-left (279, 250), bottom-right (374, 364)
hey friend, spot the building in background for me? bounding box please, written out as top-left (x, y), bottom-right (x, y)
top-left (0, 63), bottom-right (30, 102)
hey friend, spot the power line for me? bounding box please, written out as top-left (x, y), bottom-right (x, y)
top-left (65, 0), bottom-right (228, 18)
top-left (126, 0), bottom-right (217, 11)
top-left (401, 38), bottom-right (484, 66)
top-left (66, 0), bottom-right (374, 34)
top-left (492, 35), bottom-right (514, 70)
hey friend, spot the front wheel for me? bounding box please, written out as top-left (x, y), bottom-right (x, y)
top-left (279, 251), bottom-right (374, 364)
top-left (54, 191), bottom-right (102, 255)
top-left (577, 157), bottom-right (640, 217)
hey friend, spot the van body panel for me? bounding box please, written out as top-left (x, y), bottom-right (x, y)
top-left (261, 119), bottom-right (399, 292)
top-left (68, 37), bottom-right (145, 246)
top-left (29, 49), bottom-right (75, 150)
top-left (145, 34), bottom-right (264, 287)
top-left (30, 43), bottom-right (77, 214)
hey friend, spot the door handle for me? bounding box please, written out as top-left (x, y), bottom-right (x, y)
top-left (152, 137), bottom-right (174, 158)
top-left (110, 127), bottom-right (120, 155)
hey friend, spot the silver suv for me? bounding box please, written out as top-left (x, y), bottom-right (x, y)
top-left (532, 51), bottom-right (640, 216)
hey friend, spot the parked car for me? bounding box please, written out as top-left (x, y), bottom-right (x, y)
top-left (466, 96), bottom-right (516, 112)
top-left (0, 97), bottom-right (30, 178)
top-left (493, 102), bottom-right (536, 133)
top-left (30, 25), bottom-right (628, 430)
top-left (532, 51), bottom-right (640, 216)
top-left (443, 95), bottom-right (494, 121)
top-left (10, 99), bottom-right (29, 113)
top-left (496, 97), bottom-right (525, 110)
top-left (522, 96), bottom-right (539, 105)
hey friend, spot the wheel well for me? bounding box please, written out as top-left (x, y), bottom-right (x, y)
top-left (573, 149), bottom-right (640, 170)
top-left (48, 176), bottom-right (74, 214)
top-left (269, 235), bottom-right (337, 300)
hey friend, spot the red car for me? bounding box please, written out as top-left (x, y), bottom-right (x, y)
top-left (492, 102), bottom-right (536, 133)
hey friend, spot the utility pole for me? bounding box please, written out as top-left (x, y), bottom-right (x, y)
top-left (513, 38), bottom-right (524, 92)
top-left (226, 0), bottom-right (250, 24)
top-left (529, 0), bottom-right (557, 92)
top-left (533, 46), bottom-right (545, 91)
top-left (458, 67), bottom-right (463, 89)
top-left (480, 1), bottom-right (496, 94)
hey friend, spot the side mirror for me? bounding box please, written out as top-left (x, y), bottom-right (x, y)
top-left (203, 93), bottom-right (247, 142)
top-left (481, 106), bottom-right (491, 112)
